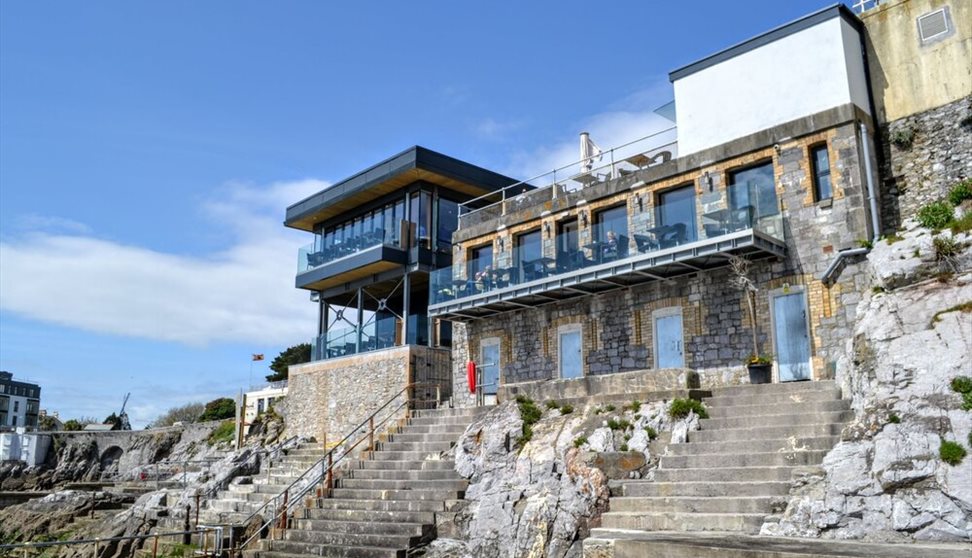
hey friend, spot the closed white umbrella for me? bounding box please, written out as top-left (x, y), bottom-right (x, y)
top-left (579, 132), bottom-right (602, 173)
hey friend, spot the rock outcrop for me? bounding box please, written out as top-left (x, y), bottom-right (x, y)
top-left (762, 226), bottom-right (972, 542)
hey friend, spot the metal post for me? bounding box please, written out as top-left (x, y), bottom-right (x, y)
top-left (368, 416), bottom-right (375, 454)
top-left (93, 539), bottom-right (99, 558)
top-left (194, 494), bottom-right (200, 529)
top-left (184, 505), bottom-right (191, 545)
top-left (202, 530), bottom-right (209, 557)
top-left (183, 461), bottom-right (188, 488)
top-left (401, 272), bottom-right (410, 345)
top-left (279, 490), bottom-right (289, 531)
top-left (610, 149), bottom-right (616, 179)
top-left (356, 286), bottom-right (364, 353)
top-left (326, 453), bottom-right (333, 495)
top-left (152, 533), bottom-right (159, 558)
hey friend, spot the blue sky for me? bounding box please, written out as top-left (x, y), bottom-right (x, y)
top-left (1, 0), bottom-right (836, 427)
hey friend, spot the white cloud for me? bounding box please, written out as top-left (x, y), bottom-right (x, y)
top-left (472, 117), bottom-right (524, 140)
top-left (13, 214), bottom-right (93, 235)
top-left (0, 179), bottom-right (326, 346)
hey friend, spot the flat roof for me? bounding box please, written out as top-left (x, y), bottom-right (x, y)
top-left (669, 3), bottom-right (863, 82)
top-left (285, 146), bottom-right (521, 232)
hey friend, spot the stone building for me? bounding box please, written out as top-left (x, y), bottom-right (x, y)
top-left (284, 1), bottom-right (971, 430)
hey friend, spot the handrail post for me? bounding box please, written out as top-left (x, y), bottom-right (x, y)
top-left (92, 539), bottom-right (99, 558)
top-left (368, 416), bottom-right (375, 454)
top-left (152, 533), bottom-right (159, 558)
top-left (194, 493), bottom-right (200, 530)
top-left (326, 453), bottom-right (333, 496)
top-left (279, 490), bottom-right (289, 531)
top-left (202, 530), bottom-right (209, 557)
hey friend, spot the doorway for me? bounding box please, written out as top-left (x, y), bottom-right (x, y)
top-left (771, 290), bottom-right (812, 382)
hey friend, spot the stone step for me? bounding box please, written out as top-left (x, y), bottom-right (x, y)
top-left (377, 440), bottom-right (455, 453)
top-left (412, 406), bottom-right (492, 418)
top-left (600, 511), bottom-right (765, 533)
top-left (209, 498), bottom-right (262, 512)
top-left (302, 507), bottom-right (436, 524)
top-left (583, 530), bottom-right (972, 558)
top-left (653, 466), bottom-right (798, 483)
top-left (254, 473), bottom-right (304, 484)
top-left (398, 423), bottom-right (471, 434)
top-left (265, 539), bottom-right (404, 558)
top-left (707, 400), bottom-right (850, 419)
top-left (308, 498), bottom-right (445, 514)
top-left (281, 527), bottom-right (419, 548)
top-left (667, 436), bottom-right (840, 456)
top-left (703, 387), bottom-right (841, 408)
top-left (690, 422), bottom-right (845, 443)
top-left (621, 481), bottom-right (792, 498)
top-left (608, 496), bottom-right (779, 514)
top-left (369, 450), bottom-right (449, 461)
top-left (293, 518), bottom-right (429, 536)
top-left (661, 450), bottom-right (829, 469)
top-left (355, 459), bottom-right (457, 471)
top-left (284, 449), bottom-right (328, 457)
top-left (388, 432), bottom-right (463, 443)
top-left (700, 410), bottom-right (853, 430)
top-left (406, 416), bottom-right (483, 427)
top-left (337, 478), bottom-right (467, 491)
top-left (708, 380), bottom-right (837, 397)
top-left (329, 488), bottom-right (461, 501)
top-left (349, 468), bottom-right (462, 481)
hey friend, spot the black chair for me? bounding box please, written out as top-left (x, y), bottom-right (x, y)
top-left (307, 251), bottom-right (325, 267)
top-left (521, 260), bottom-right (542, 282)
top-left (634, 234), bottom-right (657, 253)
top-left (703, 223), bottom-right (727, 239)
top-left (659, 223), bottom-right (687, 249)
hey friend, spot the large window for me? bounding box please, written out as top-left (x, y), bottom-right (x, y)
top-left (656, 184), bottom-right (697, 245)
top-left (410, 191), bottom-right (433, 249)
top-left (557, 219), bottom-right (580, 271)
top-left (729, 162), bottom-right (778, 221)
top-left (594, 205), bottom-right (628, 262)
top-left (468, 244), bottom-right (493, 281)
top-left (437, 198), bottom-right (459, 250)
top-left (810, 145), bottom-right (833, 202)
top-left (515, 230), bottom-right (543, 281)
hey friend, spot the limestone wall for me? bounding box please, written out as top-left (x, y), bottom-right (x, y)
top-left (286, 345), bottom-right (451, 442)
top-left (878, 95), bottom-right (972, 232)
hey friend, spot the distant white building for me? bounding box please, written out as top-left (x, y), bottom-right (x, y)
top-left (0, 431), bottom-right (51, 466)
top-left (243, 381), bottom-right (288, 424)
top-left (0, 371), bottom-right (41, 430)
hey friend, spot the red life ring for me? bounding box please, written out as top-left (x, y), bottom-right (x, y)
top-left (467, 361), bottom-right (476, 394)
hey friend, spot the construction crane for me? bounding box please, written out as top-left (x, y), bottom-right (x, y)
top-left (117, 392), bottom-right (132, 431)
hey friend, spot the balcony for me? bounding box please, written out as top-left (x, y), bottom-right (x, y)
top-left (296, 225), bottom-right (408, 290)
top-left (428, 211), bottom-right (786, 321)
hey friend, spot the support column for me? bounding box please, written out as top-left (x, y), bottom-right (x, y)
top-left (356, 287), bottom-right (364, 353)
top-left (402, 272), bottom-right (411, 346)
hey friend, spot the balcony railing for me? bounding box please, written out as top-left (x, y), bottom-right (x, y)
top-left (297, 224), bottom-right (405, 275)
top-left (458, 127), bottom-right (678, 229)
top-left (430, 210), bottom-right (784, 309)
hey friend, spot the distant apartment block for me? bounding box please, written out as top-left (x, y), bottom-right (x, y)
top-left (0, 371), bottom-right (41, 430)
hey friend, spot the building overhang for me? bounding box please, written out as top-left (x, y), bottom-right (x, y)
top-left (296, 244), bottom-right (408, 291)
top-left (285, 146), bottom-right (522, 232)
top-left (428, 229), bottom-right (785, 322)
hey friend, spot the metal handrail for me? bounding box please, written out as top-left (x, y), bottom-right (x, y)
top-left (458, 126), bottom-right (677, 217)
top-left (232, 382), bottom-right (442, 552)
top-left (0, 527), bottom-right (223, 557)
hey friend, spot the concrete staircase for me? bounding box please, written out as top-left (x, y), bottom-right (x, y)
top-left (198, 441), bottom-right (326, 525)
top-left (255, 405), bottom-right (489, 558)
top-left (598, 380), bottom-right (850, 534)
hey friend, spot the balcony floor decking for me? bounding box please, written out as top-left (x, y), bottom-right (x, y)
top-left (428, 229), bottom-right (785, 321)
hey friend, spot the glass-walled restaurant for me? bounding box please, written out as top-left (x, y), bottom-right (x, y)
top-left (430, 161), bottom-right (784, 306)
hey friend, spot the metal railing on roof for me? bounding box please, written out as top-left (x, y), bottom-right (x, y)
top-left (457, 126), bottom-right (677, 227)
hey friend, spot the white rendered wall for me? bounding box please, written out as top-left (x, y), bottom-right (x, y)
top-left (0, 433), bottom-right (51, 466)
top-left (244, 386), bottom-right (287, 423)
top-left (674, 17), bottom-right (871, 156)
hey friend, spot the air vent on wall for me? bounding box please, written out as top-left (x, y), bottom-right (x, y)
top-left (917, 8), bottom-right (950, 43)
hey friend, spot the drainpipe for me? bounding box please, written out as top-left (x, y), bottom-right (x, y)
top-left (820, 121), bottom-right (882, 286)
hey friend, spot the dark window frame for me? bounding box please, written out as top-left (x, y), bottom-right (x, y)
top-left (809, 143), bottom-right (833, 202)
top-left (727, 159), bottom-right (779, 219)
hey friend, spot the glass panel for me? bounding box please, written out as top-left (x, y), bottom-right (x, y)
top-left (592, 205), bottom-right (629, 263)
top-left (729, 163), bottom-right (778, 219)
top-left (481, 341), bottom-right (500, 395)
top-left (556, 220), bottom-right (583, 272)
top-left (437, 198), bottom-right (459, 250)
top-left (419, 191), bottom-right (432, 249)
top-left (468, 245), bottom-right (493, 293)
top-left (559, 330), bottom-right (583, 379)
top-left (656, 185), bottom-right (696, 246)
top-left (515, 230), bottom-right (544, 283)
top-left (409, 192), bottom-right (420, 248)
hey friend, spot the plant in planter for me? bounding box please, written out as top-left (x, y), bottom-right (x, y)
top-left (729, 255), bottom-right (773, 384)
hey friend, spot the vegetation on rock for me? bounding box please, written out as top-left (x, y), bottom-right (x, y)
top-left (207, 420), bottom-right (236, 445)
top-left (668, 398), bottom-right (708, 419)
top-left (199, 398), bottom-right (236, 422)
top-left (515, 396), bottom-right (542, 446)
top-left (939, 439), bottom-right (967, 466)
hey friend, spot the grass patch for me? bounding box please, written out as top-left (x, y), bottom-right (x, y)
top-left (619, 443), bottom-right (629, 451)
top-left (948, 180), bottom-right (972, 206)
top-left (668, 398), bottom-right (708, 419)
top-left (625, 400), bottom-right (642, 412)
top-left (885, 233), bottom-right (904, 244)
top-left (950, 212), bottom-right (972, 235)
top-left (950, 376), bottom-right (972, 394)
top-left (644, 426), bottom-right (658, 440)
top-left (930, 301), bottom-right (972, 327)
top-left (544, 400), bottom-right (559, 410)
top-left (607, 418), bottom-right (632, 431)
top-left (918, 201), bottom-right (955, 230)
top-left (858, 239), bottom-right (873, 249)
top-left (207, 420), bottom-right (235, 445)
top-left (872, 286), bottom-right (885, 294)
top-left (940, 439), bottom-right (967, 466)
top-left (559, 403), bottom-right (574, 415)
top-left (888, 413), bottom-right (900, 424)
top-left (573, 436), bottom-right (587, 448)
top-left (515, 396), bottom-right (542, 446)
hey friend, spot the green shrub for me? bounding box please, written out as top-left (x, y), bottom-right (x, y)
top-left (890, 127), bottom-right (914, 149)
top-left (559, 403), bottom-right (574, 415)
top-left (917, 201), bottom-right (955, 230)
top-left (607, 418), bottom-right (631, 431)
top-left (604, 404), bottom-right (616, 412)
top-left (951, 376), bottom-right (972, 394)
top-left (619, 443), bottom-right (629, 451)
top-left (207, 420), bottom-right (235, 445)
top-left (888, 413), bottom-right (900, 424)
top-left (858, 239), bottom-right (873, 249)
top-left (625, 400), bottom-right (642, 412)
top-left (668, 398), bottom-right (708, 419)
top-left (516, 396), bottom-right (542, 446)
top-left (573, 436), bottom-right (587, 448)
top-left (948, 180), bottom-right (972, 206)
top-left (199, 397), bottom-right (236, 422)
top-left (545, 400), bottom-right (559, 410)
top-left (939, 439), bottom-right (967, 466)
top-left (644, 426), bottom-right (658, 440)
top-left (950, 212), bottom-right (972, 235)
top-left (885, 233), bottom-right (904, 244)
top-left (963, 392), bottom-right (972, 412)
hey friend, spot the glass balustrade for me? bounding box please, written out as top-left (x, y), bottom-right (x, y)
top-left (297, 222), bottom-right (404, 274)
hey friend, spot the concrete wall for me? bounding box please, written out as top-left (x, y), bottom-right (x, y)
top-left (285, 345), bottom-right (451, 442)
top-left (862, 0), bottom-right (972, 123)
top-left (0, 433), bottom-right (50, 466)
top-left (449, 116), bottom-right (872, 402)
top-left (674, 16), bottom-right (870, 156)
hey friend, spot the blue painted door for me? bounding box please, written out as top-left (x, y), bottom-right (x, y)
top-left (480, 341), bottom-right (500, 395)
top-left (559, 330), bottom-right (583, 379)
top-left (773, 292), bottom-right (812, 382)
top-left (655, 314), bottom-right (684, 368)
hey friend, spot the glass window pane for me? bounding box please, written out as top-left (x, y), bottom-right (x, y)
top-left (729, 163), bottom-right (777, 219)
top-left (437, 198), bottom-right (459, 249)
top-left (657, 185), bottom-right (697, 243)
top-left (469, 245), bottom-right (493, 278)
top-left (812, 146), bottom-right (832, 201)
